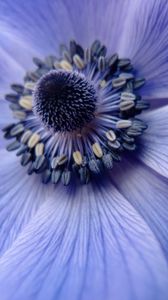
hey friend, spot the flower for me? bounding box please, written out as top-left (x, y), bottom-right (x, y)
top-left (0, 0), bottom-right (168, 299)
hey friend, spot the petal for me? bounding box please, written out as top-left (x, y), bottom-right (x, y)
top-left (0, 45), bottom-right (24, 97)
top-left (0, 0), bottom-right (75, 55)
top-left (112, 159), bottom-right (168, 260)
top-left (62, 0), bottom-right (133, 52)
top-left (119, 0), bottom-right (168, 98)
top-left (0, 0), bottom-right (133, 55)
top-left (0, 176), bottom-right (167, 300)
top-left (138, 105), bottom-right (168, 178)
top-left (0, 150), bottom-right (49, 255)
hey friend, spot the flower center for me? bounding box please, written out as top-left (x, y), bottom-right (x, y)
top-left (33, 70), bottom-right (97, 132)
top-left (3, 40), bottom-right (149, 186)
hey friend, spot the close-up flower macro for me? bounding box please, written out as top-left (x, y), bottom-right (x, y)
top-left (0, 0), bottom-right (168, 299)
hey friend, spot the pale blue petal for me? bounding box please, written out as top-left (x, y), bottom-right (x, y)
top-left (0, 174), bottom-right (167, 300)
top-left (0, 100), bottom-right (13, 126)
top-left (0, 0), bottom-right (75, 56)
top-left (0, 44), bottom-right (24, 97)
top-left (61, 0), bottom-right (133, 52)
top-left (0, 0), bottom-right (133, 56)
top-left (139, 105), bottom-right (168, 178)
top-left (0, 150), bottom-right (50, 255)
top-left (119, 0), bottom-right (168, 98)
top-left (112, 160), bottom-right (168, 260)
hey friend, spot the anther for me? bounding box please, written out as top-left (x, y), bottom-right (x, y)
top-left (98, 56), bottom-right (106, 72)
top-left (59, 60), bottom-right (72, 71)
top-left (120, 100), bottom-right (135, 111)
top-left (6, 140), bottom-right (20, 151)
top-left (13, 111), bottom-right (26, 120)
top-left (11, 84), bottom-right (24, 94)
top-left (28, 133), bottom-right (40, 148)
top-left (102, 154), bottom-right (113, 169)
top-left (24, 82), bottom-right (35, 91)
top-left (51, 170), bottom-right (61, 184)
top-left (21, 152), bottom-right (31, 166)
top-left (112, 78), bottom-right (126, 88)
top-left (120, 92), bottom-right (136, 102)
top-left (19, 96), bottom-right (32, 110)
top-left (116, 120), bottom-right (132, 129)
top-left (57, 155), bottom-right (68, 166)
top-left (21, 130), bottom-right (32, 144)
top-left (73, 54), bottom-right (85, 69)
top-left (10, 124), bottom-right (24, 136)
top-left (105, 130), bottom-right (116, 142)
top-left (61, 170), bottom-right (71, 186)
top-left (35, 143), bottom-right (44, 156)
top-left (92, 142), bottom-right (103, 158)
top-left (134, 78), bottom-right (145, 89)
top-left (73, 151), bottom-right (83, 165)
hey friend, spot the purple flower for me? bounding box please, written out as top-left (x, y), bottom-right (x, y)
top-left (0, 0), bottom-right (168, 299)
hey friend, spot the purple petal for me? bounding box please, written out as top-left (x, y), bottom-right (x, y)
top-left (0, 0), bottom-right (75, 56)
top-left (0, 0), bottom-right (133, 56)
top-left (0, 174), bottom-right (167, 299)
top-left (61, 0), bottom-right (132, 52)
top-left (112, 159), bottom-right (168, 260)
top-left (119, 0), bottom-right (168, 98)
top-left (139, 105), bottom-right (168, 178)
top-left (0, 150), bottom-right (50, 255)
top-left (0, 44), bottom-right (24, 97)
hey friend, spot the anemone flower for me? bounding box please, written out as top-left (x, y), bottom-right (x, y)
top-left (0, 1), bottom-right (168, 300)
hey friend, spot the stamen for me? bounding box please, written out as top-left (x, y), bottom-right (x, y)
top-left (116, 120), bottom-right (132, 129)
top-left (28, 133), bottom-right (40, 148)
top-left (59, 60), bottom-right (72, 71)
top-left (3, 39), bottom-right (149, 186)
top-left (35, 143), bottom-right (44, 156)
top-left (92, 143), bottom-right (103, 158)
top-left (19, 96), bottom-right (32, 110)
top-left (73, 151), bottom-right (83, 165)
top-left (105, 130), bottom-right (116, 142)
top-left (73, 54), bottom-right (85, 69)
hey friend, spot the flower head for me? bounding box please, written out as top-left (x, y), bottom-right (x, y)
top-left (0, 1), bottom-right (168, 300)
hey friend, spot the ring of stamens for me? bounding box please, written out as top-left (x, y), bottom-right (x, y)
top-left (3, 40), bottom-right (149, 185)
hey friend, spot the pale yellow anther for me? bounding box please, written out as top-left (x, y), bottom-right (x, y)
top-left (73, 151), bottom-right (83, 165)
top-left (99, 80), bottom-right (107, 88)
top-left (120, 92), bottom-right (136, 102)
top-left (92, 142), bottom-right (103, 158)
top-left (13, 111), bottom-right (26, 120)
top-left (59, 60), bottom-right (72, 71)
top-left (35, 143), bottom-right (44, 156)
top-left (105, 130), bottom-right (116, 142)
top-left (57, 155), bottom-right (68, 166)
top-left (73, 54), bottom-right (85, 69)
top-left (24, 82), bottom-right (35, 91)
top-left (120, 100), bottom-right (134, 111)
top-left (53, 61), bottom-right (60, 69)
top-left (19, 96), bottom-right (32, 110)
top-left (116, 120), bottom-right (132, 129)
top-left (21, 130), bottom-right (32, 144)
top-left (28, 133), bottom-right (40, 148)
